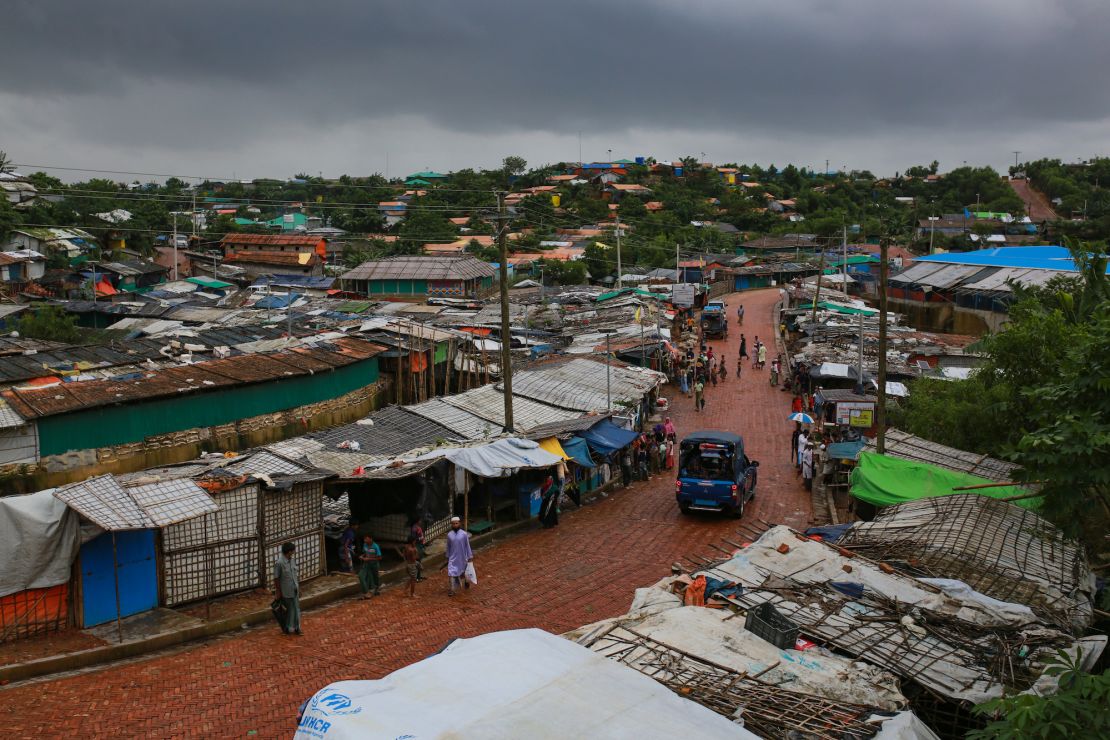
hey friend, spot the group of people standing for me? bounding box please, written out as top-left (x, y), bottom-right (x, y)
top-left (620, 417), bottom-right (677, 485)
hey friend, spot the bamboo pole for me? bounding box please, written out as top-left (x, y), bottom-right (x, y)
top-left (111, 532), bottom-right (124, 644)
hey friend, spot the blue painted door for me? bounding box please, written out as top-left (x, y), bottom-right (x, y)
top-left (80, 530), bottom-right (158, 628)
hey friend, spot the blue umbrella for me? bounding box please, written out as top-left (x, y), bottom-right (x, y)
top-left (788, 412), bottom-right (814, 424)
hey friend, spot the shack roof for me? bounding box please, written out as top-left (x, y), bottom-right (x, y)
top-left (340, 256), bottom-right (497, 282)
top-left (501, 358), bottom-right (664, 412)
top-left (1, 338), bottom-right (386, 421)
top-left (863, 428), bottom-right (1020, 482)
top-left (219, 234), bottom-right (325, 249)
top-left (840, 494), bottom-right (1095, 631)
top-left (54, 475), bottom-right (217, 531)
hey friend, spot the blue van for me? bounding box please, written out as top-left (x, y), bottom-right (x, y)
top-left (675, 431), bottom-right (758, 517)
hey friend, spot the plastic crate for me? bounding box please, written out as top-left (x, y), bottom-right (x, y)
top-left (744, 602), bottom-right (799, 649)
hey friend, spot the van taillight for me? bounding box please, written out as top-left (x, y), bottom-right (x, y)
top-left (675, 480), bottom-right (682, 492)
top-left (730, 484), bottom-right (738, 498)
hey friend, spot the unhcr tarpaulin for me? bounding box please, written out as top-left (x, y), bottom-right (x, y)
top-left (0, 489), bottom-right (80, 597)
top-left (560, 437), bottom-right (596, 468)
top-left (577, 419), bottom-right (639, 454)
top-left (850, 452), bottom-right (1037, 509)
top-left (295, 629), bottom-right (751, 740)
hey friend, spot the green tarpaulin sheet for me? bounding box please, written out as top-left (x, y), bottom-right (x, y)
top-left (849, 452), bottom-right (1039, 509)
top-left (797, 301), bottom-right (878, 316)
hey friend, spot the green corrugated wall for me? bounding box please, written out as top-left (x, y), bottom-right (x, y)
top-left (37, 358), bottom-right (380, 456)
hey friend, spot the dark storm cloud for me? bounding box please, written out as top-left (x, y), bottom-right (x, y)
top-left (3, 0), bottom-right (1109, 174)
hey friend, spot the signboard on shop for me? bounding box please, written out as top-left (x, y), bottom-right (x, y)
top-left (671, 283), bottom-right (696, 307)
top-left (836, 401), bottom-right (875, 427)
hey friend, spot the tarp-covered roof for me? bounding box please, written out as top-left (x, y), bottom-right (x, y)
top-left (849, 452), bottom-right (1037, 509)
top-left (577, 419), bottom-right (640, 454)
top-left (296, 629), bottom-right (750, 739)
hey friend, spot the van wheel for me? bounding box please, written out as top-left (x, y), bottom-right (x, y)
top-left (679, 503), bottom-right (692, 515)
top-left (731, 499), bottom-right (744, 519)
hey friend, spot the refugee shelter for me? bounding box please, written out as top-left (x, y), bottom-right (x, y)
top-left (839, 494), bottom-right (1095, 632)
top-left (295, 628), bottom-right (753, 740)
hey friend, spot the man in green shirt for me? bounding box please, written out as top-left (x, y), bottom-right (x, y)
top-left (694, 379), bottom-right (705, 412)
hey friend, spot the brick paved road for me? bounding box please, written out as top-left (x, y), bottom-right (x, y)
top-left (0, 288), bottom-right (810, 738)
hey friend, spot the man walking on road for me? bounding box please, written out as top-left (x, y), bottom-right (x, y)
top-left (445, 516), bottom-right (473, 596)
top-left (694, 378), bottom-right (705, 412)
top-left (736, 304), bottom-right (744, 326)
top-left (273, 542), bottom-right (301, 635)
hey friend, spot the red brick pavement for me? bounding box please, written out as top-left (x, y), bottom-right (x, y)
top-left (0, 288), bottom-right (811, 738)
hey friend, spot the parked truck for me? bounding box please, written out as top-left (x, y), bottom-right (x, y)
top-left (700, 300), bottom-right (729, 338)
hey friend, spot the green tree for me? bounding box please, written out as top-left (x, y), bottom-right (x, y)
top-left (502, 156), bottom-right (527, 176)
top-left (15, 306), bottom-right (82, 343)
top-left (397, 211), bottom-right (458, 254)
top-left (0, 194), bottom-right (21, 242)
top-left (969, 650), bottom-right (1110, 740)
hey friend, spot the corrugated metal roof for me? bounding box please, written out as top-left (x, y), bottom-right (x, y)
top-left (223, 450), bottom-right (307, 476)
top-left (310, 406), bottom-right (459, 457)
top-left (340, 256), bottom-right (496, 282)
top-left (504, 359), bottom-right (664, 412)
top-left (523, 413), bottom-right (609, 439)
top-left (888, 262), bottom-right (947, 285)
top-left (54, 474), bottom-right (216, 530)
top-left (915, 264), bottom-right (982, 289)
top-left (442, 385), bottom-right (579, 432)
top-left (407, 397), bottom-right (498, 440)
top-left (0, 397), bottom-right (26, 429)
top-left (956, 267), bottom-right (1030, 293)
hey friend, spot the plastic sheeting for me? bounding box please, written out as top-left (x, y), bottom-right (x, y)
top-left (415, 438), bottom-right (562, 479)
top-left (0, 489), bottom-right (79, 598)
top-left (537, 437), bottom-right (569, 460)
top-left (576, 419), bottom-right (639, 454)
top-left (295, 629), bottom-right (752, 740)
top-left (560, 437), bottom-right (596, 468)
top-left (850, 452), bottom-right (1035, 508)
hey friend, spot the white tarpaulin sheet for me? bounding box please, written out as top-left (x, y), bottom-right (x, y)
top-left (295, 628), bottom-right (752, 740)
top-left (0, 489), bottom-right (80, 597)
top-left (415, 438), bottom-right (562, 478)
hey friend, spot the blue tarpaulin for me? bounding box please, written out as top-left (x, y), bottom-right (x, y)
top-left (561, 437), bottom-right (596, 468)
top-left (254, 292), bottom-right (301, 309)
top-left (826, 440), bottom-right (866, 461)
top-left (577, 419), bottom-right (639, 455)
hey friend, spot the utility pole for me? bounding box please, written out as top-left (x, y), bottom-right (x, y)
top-left (191, 185), bottom-right (197, 242)
top-left (856, 309), bottom-right (864, 392)
top-left (810, 250), bottom-right (826, 326)
top-left (172, 212), bottom-right (179, 281)
top-left (876, 236), bottom-right (889, 453)
top-left (675, 242), bottom-right (680, 284)
top-left (605, 331), bottom-right (612, 411)
top-left (1013, 151), bottom-right (1021, 171)
top-left (615, 209), bottom-right (623, 288)
top-left (496, 191), bottom-right (514, 433)
top-left (841, 225), bottom-right (847, 281)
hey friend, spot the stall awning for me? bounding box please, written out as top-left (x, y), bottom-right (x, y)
top-left (560, 437), bottom-right (596, 468)
top-left (416, 438), bottom-right (562, 479)
top-left (538, 437), bottom-right (569, 460)
top-left (577, 419), bottom-right (639, 454)
top-left (849, 452), bottom-right (1037, 509)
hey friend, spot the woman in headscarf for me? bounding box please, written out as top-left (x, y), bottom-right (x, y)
top-left (539, 475), bottom-right (559, 528)
top-left (663, 417), bottom-right (676, 441)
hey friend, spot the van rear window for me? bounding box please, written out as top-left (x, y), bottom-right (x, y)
top-left (680, 447), bottom-right (734, 481)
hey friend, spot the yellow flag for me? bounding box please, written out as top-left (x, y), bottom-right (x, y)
top-left (634, 306), bottom-right (642, 322)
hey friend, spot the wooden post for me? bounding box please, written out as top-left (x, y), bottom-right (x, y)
top-left (810, 251), bottom-right (826, 326)
top-left (497, 191), bottom-right (514, 432)
top-left (111, 531), bottom-right (124, 644)
top-left (204, 514), bottom-right (212, 622)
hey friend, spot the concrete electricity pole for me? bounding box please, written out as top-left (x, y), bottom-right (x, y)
top-left (615, 207), bottom-right (623, 288)
top-left (497, 191), bottom-right (514, 432)
top-left (876, 236), bottom-right (889, 453)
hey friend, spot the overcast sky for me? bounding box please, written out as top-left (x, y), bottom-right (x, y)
top-left (4, 0), bottom-right (1108, 182)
